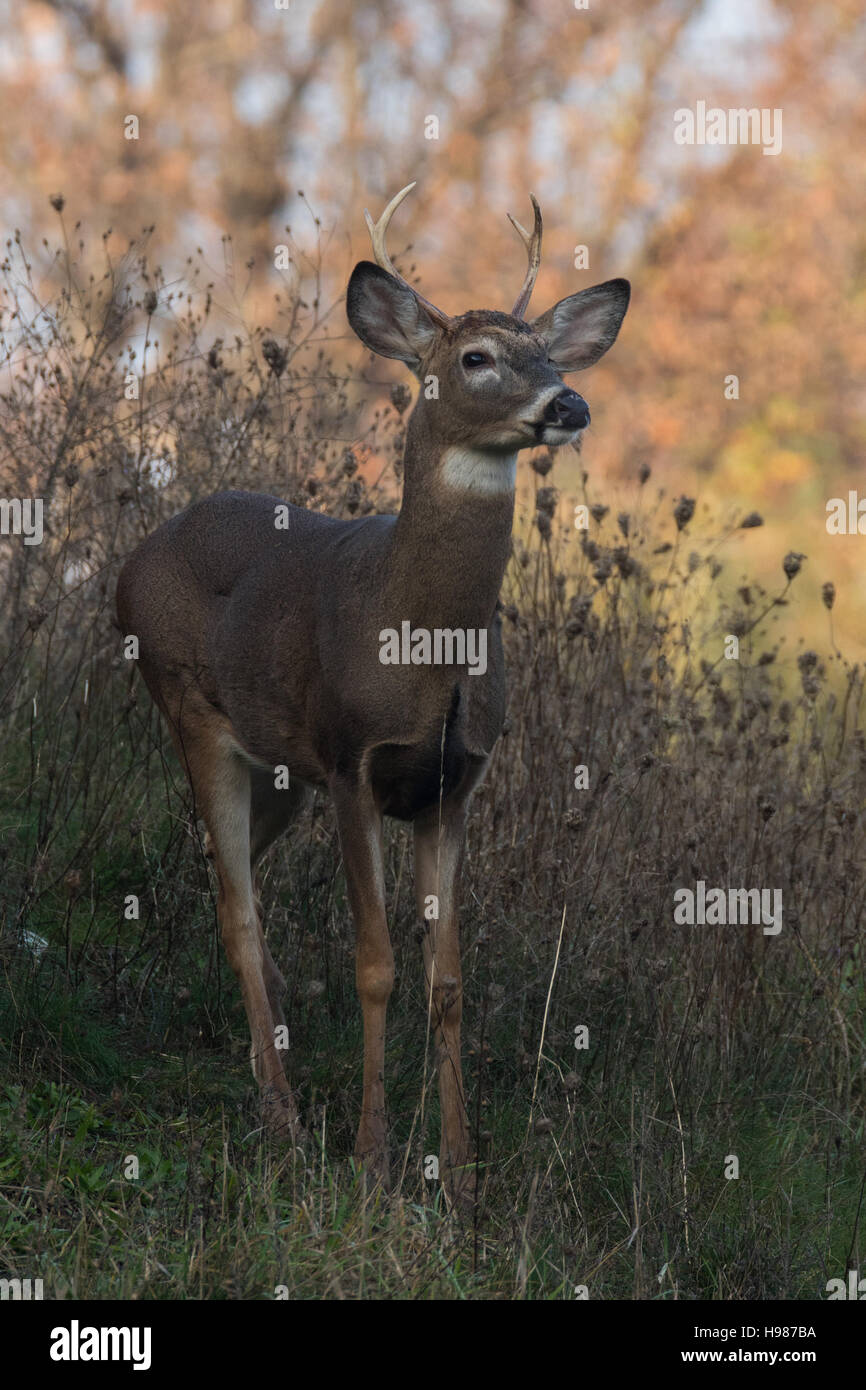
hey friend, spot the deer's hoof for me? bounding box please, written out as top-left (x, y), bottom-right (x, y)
top-left (261, 1087), bottom-right (306, 1148)
top-left (443, 1161), bottom-right (477, 1218)
top-left (354, 1141), bottom-right (391, 1193)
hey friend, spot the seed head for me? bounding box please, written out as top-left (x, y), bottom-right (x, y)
top-left (27, 603), bottom-right (48, 631)
top-left (262, 338), bottom-right (288, 377)
top-left (531, 450), bottom-right (554, 476)
top-left (536, 486), bottom-right (557, 517)
top-left (783, 551), bottom-right (805, 580)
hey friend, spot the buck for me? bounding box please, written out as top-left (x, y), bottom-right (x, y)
top-left (116, 185), bottom-right (629, 1206)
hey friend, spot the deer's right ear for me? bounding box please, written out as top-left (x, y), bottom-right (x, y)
top-left (347, 262), bottom-right (438, 374)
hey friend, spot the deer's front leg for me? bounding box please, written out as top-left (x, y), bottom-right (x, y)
top-left (414, 801), bottom-right (473, 1210)
top-left (332, 776), bottom-right (393, 1186)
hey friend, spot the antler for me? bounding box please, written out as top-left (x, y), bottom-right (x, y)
top-left (507, 194), bottom-right (543, 319)
top-left (364, 183), bottom-right (450, 327)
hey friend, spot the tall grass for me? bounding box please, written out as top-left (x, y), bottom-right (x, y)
top-left (1, 223), bottom-right (863, 1299)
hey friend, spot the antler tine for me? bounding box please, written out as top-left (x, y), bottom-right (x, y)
top-left (363, 183), bottom-right (450, 326)
top-left (364, 182), bottom-right (417, 279)
top-left (507, 193), bottom-right (543, 319)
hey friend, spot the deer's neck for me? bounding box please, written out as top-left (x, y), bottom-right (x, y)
top-left (387, 411), bottom-right (516, 630)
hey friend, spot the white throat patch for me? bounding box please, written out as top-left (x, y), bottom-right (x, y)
top-left (440, 447), bottom-right (517, 495)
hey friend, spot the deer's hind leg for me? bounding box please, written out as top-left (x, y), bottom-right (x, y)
top-left (331, 774), bottom-right (393, 1187)
top-left (170, 710), bottom-right (302, 1138)
top-left (248, 768), bottom-right (311, 1033)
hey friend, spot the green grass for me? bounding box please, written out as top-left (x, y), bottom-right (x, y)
top-left (1, 910), bottom-right (861, 1299)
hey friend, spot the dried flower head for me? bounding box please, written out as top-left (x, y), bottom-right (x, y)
top-left (345, 478), bottom-right (363, 513)
top-left (531, 450), bottom-right (554, 476)
top-left (27, 603), bottom-right (48, 631)
top-left (262, 338), bottom-right (288, 377)
top-left (614, 547), bottom-right (636, 578)
top-left (593, 552), bottom-right (613, 584)
top-left (783, 551), bottom-right (805, 580)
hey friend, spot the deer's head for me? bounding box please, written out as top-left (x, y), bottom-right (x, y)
top-left (347, 184), bottom-right (629, 484)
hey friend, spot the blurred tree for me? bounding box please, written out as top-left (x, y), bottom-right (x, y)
top-left (1, 0), bottom-right (865, 644)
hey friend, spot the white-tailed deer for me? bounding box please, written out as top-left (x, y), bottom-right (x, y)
top-left (116, 185), bottom-right (629, 1207)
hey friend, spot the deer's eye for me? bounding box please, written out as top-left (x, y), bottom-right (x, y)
top-left (462, 351), bottom-right (492, 369)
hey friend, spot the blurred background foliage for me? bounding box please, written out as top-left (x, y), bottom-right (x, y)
top-left (1, 0), bottom-right (864, 653)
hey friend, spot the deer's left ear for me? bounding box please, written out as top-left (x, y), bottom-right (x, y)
top-left (531, 278), bottom-right (630, 371)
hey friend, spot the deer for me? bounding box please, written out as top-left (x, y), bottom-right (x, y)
top-left (115, 184), bottom-right (629, 1208)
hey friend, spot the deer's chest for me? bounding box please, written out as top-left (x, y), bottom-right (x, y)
top-left (365, 682), bottom-right (468, 820)
top-left (318, 619), bottom-right (505, 817)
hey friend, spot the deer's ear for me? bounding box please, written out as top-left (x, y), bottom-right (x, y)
top-left (347, 262), bottom-right (438, 372)
top-left (531, 278), bottom-right (630, 372)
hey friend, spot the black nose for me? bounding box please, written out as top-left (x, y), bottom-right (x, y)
top-left (544, 389), bottom-right (590, 430)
